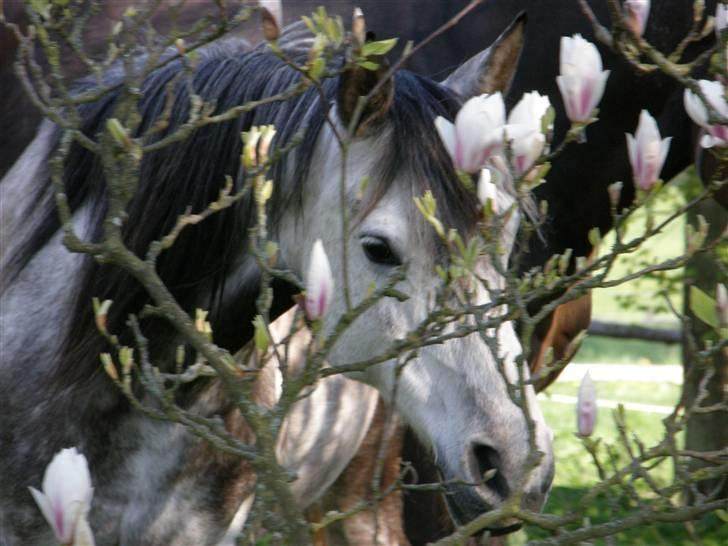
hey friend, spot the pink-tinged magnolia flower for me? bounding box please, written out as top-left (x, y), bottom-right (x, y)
top-left (626, 110), bottom-right (671, 191)
top-left (305, 239), bottom-right (333, 320)
top-left (258, 0), bottom-right (282, 24)
top-left (624, 0), bottom-right (650, 37)
top-left (716, 3), bottom-right (728, 38)
top-left (684, 80), bottom-right (728, 148)
top-left (577, 372), bottom-right (597, 437)
top-left (435, 93), bottom-right (506, 174)
top-left (29, 448), bottom-right (95, 546)
top-left (556, 34), bottom-right (610, 123)
top-left (505, 91), bottom-right (551, 176)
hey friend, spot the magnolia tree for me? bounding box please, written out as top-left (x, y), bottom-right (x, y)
top-left (2, 0), bottom-right (727, 545)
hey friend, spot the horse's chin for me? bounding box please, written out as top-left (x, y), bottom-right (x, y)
top-left (442, 485), bottom-right (523, 537)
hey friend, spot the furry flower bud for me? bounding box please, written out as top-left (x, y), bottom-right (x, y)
top-left (577, 372), bottom-right (597, 437)
top-left (305, 239), bottom-right (334, 320)
top-left (435, 93), bottom-right (506, 174)
top-left (29, 448), bottom-right (95, 546)
top-left (684, 80), bottom-right (728, 148)
top-left (556, 34), bottom-right (610, 123)
top-left (626, 110), bottom-right (671, 191)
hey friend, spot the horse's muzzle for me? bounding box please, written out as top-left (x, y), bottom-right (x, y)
top-left (438, 438), bottom-right (555, 535)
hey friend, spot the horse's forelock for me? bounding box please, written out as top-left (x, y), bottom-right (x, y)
top-left (373, 72), bottom-right (481, 237)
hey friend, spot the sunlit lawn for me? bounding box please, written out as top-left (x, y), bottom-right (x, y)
top-left (544, 380), bottom-right (681, 408)
top-left (588, 173), bottom-right (691, 329)
top-left (574, 336), bottom-right (681, 364)
top-left (503, 379), bottom-right (728, 545)
top-left (499, 171), bottom-right (728, 544)
top-left (569, 171), bottom-right (698, 366)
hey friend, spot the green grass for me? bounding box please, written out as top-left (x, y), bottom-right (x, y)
top-left (501, 379), bottom-right (728, 545)
top-left (505, 172), bottom-right (728, 543)
top-left (589, 172), bottom-right (694, 329)
top-left (544, 380), bottom-right (681, 408)
top-left (573, 336), bottom-right (681, 364)
top-left (567, 172), bottom-right (700, 366)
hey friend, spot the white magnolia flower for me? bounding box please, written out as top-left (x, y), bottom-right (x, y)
top-left (626, 110), bottom-right (671, 191)
top-left (435, 93), bottom-right (506, 173)
top-left (477, 168), bottom-right (498, 209)
top-left (684, 79), bottom-right (728, 148)
top-left (577, 372), bottom-right (597, 437)
top-left (556, 34), bottom-right (610, 123)
top-left (29, 448), bottom-right (95, 546)
top-left (624, 0), bottom-right (650, 37)
top-left (506, 91), bottom-right (551, 176)
top-left (305, 239), bottom-right (334, 321)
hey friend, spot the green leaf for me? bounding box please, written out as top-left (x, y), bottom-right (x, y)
top-left (259, 180), bottom-right (273, 204)
top-left (361, 37), bottom-right (398, 57)
top-left (301, 15), bottom-right (316, 35)
top-left (587, 227), bottom-right (601, 248)
top-left (265, 241), bottom-right (278, 261)
top-left (30, 0), bottom-right (50, 18)
top-left (106, 118), bottom-right (130, 148)
top-left (690, 286), bottom-right (719, 329)
top-left (558, 248), bottom-right (573, 275)
top-left (356, 60), bottom-right (380, 71)
top-left (541, 105), bottom-right (556, 133)
top-left (457, 170), bottom-right (474, 191)
top-left (253, 315), bottom-right (270, 353)
top-left (308, 57), bottom-right (326, 81)
top-left (100, 353), bottom-right (118, 381)
top-left (357, 175), bottom-right (370, 200)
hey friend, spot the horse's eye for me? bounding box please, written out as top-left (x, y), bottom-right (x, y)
top-left (361, 235), bottom-right (401, 266)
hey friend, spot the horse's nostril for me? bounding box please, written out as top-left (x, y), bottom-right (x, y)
top-left (472, 443), bottom-right (510, 500)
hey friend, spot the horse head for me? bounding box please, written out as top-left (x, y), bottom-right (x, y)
top-left (276, 13), bottom-right (553, 530)
top-left (0, 10), bottom-right (553, 542)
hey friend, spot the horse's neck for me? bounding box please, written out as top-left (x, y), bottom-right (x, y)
top-left (0, 122), bottom-right (95, 372)
top-left (0, 223), bottom-right (90, 370)
top-left (0, 121), bottom-right (56, 265)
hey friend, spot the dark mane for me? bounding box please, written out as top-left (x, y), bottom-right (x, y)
top-left (5, 37), bottom-right (475, 391)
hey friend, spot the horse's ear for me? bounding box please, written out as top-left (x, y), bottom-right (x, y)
top-left (337, 9), bottom-right (393, 136)
top-left (442, 12), bottom-right (527, 99)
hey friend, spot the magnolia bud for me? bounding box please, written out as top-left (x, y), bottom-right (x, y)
top-left (626, 110), bottom-right (671, 191)
top-left (577, 371), bottom-right (597, 436)
top-left (624, 0), bottom-right (650, 37)
top-left (260, 4), bottom-right (280, 42)
top-left (717, 283), bottom-right (728, 327)
top-left (29, 448), bottom-right (95, 546)
top-left (305, 239), bottom-right (334, 321)
top-left (556, 34), bottom-right (610, 123)
top-left (607, 181), bottom-right (623, 208)
top-left (716, 3), bottom-right (728, 39)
